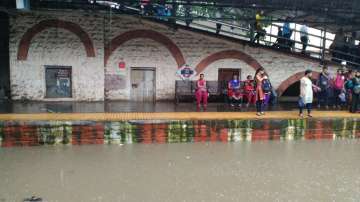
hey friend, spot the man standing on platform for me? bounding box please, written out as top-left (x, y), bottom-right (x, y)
top-left (349, 70), bottom-right (360, 113)
top-left (299, 69), bottom-right (320, 118)
top-left (317, 66), bottom-right (332, 109)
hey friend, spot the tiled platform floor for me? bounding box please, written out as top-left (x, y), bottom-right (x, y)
top-left (0, 100), bottom-right (310, 113)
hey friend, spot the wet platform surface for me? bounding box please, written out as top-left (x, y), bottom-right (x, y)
top-left (1, 141), bottom-right (360, 202)
top-left (0, 100), bottom-right (305, 113)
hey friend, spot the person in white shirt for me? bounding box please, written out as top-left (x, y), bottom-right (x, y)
top-left (300, 24), bottom-right (309, 54)
top-left (299, 69), bottom-right (320, 117)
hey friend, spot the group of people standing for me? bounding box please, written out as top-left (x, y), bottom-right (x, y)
top-left (252, 11), bottom-right (310, 54)
top-left (330, 29), bottom-right (360, 66)
top-left (315, 66), bottom-right (360, 112)
top-left (299, 67), bottom-right (360, 117)
top-left (195, 66), bottom-right (360, 116)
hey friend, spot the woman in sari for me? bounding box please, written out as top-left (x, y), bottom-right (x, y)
top-left (195, 74), bottom-right (208, 111)
top-left (244, 75), bottom-right (256, 107)
top-left (255, 68), bottom-right (267, 116)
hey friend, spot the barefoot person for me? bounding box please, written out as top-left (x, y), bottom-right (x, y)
top-left (195, 74), bottom-right (208, 111)
top-left (255, 68), bottom-right (267, 116)
top-left (299, 69), bottom-right (320, 117)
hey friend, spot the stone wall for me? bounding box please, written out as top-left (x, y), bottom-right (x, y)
top-left (10, 11), bottom-right (104, 101)
top-left (9, 10), bottom-right (336, 101)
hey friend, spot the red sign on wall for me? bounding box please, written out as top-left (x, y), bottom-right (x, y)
top-left (118, 61), bottom-right (126, 69)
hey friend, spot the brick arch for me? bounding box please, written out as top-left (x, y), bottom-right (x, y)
top-left (104, 29), bottom-right (185, 67)
top-left (277, 71), bottom-right (320, 97)
top-left (195, 50), bottom-right (264, 74)
top-left (17, 19), bottom-right (95, 60)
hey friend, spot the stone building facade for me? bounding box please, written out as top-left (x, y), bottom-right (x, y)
top-left (9, 9), bottom-right (332, 101)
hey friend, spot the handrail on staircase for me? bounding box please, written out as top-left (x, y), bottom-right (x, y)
top-left (124, 4), bottom-right (360, 69)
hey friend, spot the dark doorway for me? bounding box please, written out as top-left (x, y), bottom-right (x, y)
top-left (282, 81), bottom-right (300, 97)
top-left (0, 12), bottom-right (10, 99)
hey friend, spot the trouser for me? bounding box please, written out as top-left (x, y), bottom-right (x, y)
top-left (254, 29), bottom-right (265, 43)
top-left (299, 103), bottom-right (312, 114)
top-left (334, 88), bottom-right (342, 106)
top-left (256, 100), bottom-right (264, 113)
top-left (350, 93), bottom-right (359, 113)
top-left (230, 97), bottom-right (242, 105)
top-left (216, 23), bottom-right (222, 34)
top-left (300, 36), bottom-right (308, 52)
top-left (245, 92), bottom-right (256, 104)
top-left (196, 90), bottom-right (208, 108)
top-left (318, 88), bottom-right (331, 106)
top-left (264, 93), bottom-right (271, 106)
top-left (347, 91), bottom-right (352, 105)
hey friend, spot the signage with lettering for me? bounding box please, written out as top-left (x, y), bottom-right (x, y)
top-left (176, 64), bottom-right (196, 80)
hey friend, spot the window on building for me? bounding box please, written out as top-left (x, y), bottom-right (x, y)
top-left (45, 66), bottom-right (72, 98)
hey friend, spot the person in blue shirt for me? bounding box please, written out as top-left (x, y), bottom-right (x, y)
top-left (228, 74), bottom-right (243, 107)
top-left (317, 66), bottom-right (333, 109)
top-left (281, 18), bottom-right (294, 50)
top-left (282, 18), bottom-right (291, 39)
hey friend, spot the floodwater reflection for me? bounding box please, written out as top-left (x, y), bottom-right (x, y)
top-left (0, 118), bottom-right (359, 147)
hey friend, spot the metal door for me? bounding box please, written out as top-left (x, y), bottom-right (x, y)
top-left (131, 68), bottom-right (155, 102)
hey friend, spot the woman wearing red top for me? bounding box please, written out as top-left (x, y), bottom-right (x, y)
top-left (244, 75), bottom-right (256, 107)
top-left (255, 68), bottom-right (267, 116)
top-left (195, 74), bottom-right (208, 111)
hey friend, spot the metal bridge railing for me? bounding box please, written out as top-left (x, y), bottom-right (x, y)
top-left (176, 16), bottom-right (360, 69)
top-left (114, 4), bottom-right (360, 69)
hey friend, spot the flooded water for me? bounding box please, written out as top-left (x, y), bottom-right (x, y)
top-left (0, 118), bottom-right (359, 201)
top-left (1, 141), bottom-right (360, 202)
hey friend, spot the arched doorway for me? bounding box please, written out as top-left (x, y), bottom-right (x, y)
top-left (282, 81), bottom-right (300, 97)
top-left (277, 71), bottom-right (320, 102)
